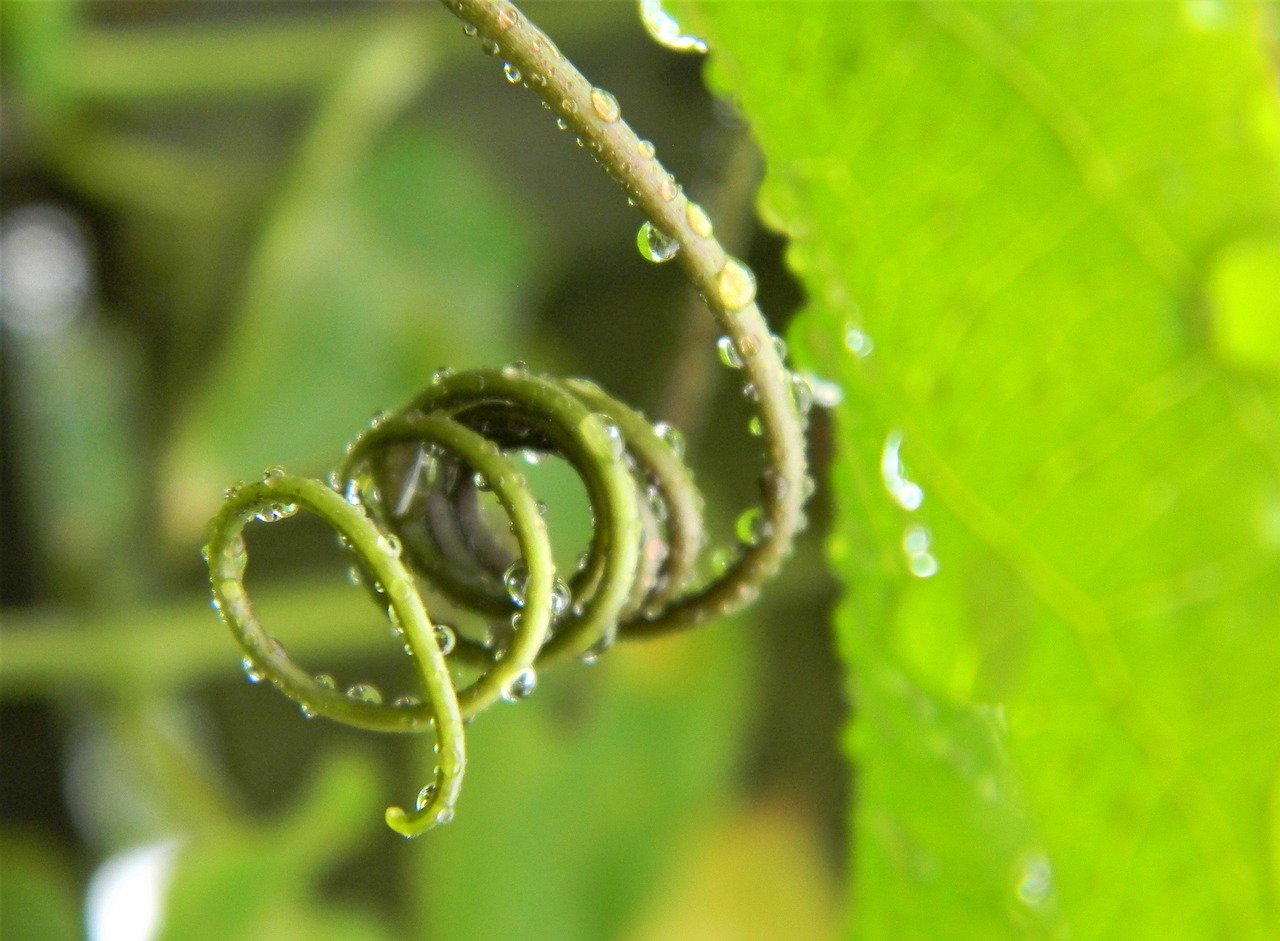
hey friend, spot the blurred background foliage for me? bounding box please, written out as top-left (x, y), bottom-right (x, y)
top-left (0, 2), bottom-right (841, 939)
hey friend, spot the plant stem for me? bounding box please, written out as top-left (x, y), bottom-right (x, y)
top-left (441, 0), bottom-right (810, 633)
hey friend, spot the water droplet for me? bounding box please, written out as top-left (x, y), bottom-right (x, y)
top-left (742, 382), bottom-right (759, 401)
top-left (685, 201), bottom-right (713, 238)
top-left (658, 175), bottom-right (679, 202)
top-left (716, 257), bottom-right (757, 310)
top-left (379, 533), bottom-right (402, 557)
top-left (639, 0), bottom-right (708, 54)
top-left (845, 326), bottom-right (874, 357)
top-left (504, 561), bottom-right (528, 606)
top-left (808, 375), bottom-right (844, 408)
top-left (597, 417), bottom-right (625, 460)
top-left (416, 783), bottom-right (437, 810)
top-left (789, 373), bottom-right (815, 415)
top-left (1014, 852), bottom-right (1053, 907)
top-left (902, 524), bottom-right (939, 578)
top-left (462, 23), bottom-right (478, 37)
top-left (503, 62), bottom-right (521, 83)
top-left (637, 221), bottom-right (679, 263)
top-left (881, 431), bottom-right (924, 511)
top-left (561, 97), bottom-right (578, 116)
top-left (637, 139), bottom-right (656, 160)
top-left (436, 807), bottom-right (455, 825)
top-left (346, 683), bottom-right (383, 705)
top-left (579, 635), bottom-right (612, 665)
top-left (735, 507), bottom-right (770, 546)
top-left (432, 623), bottom-right (457, 656)
top-left (314, 673), bottom-right (336, 690)
top-left (747, 416), bottom-right (763, 437)
top-left (717, 336), bottom-right (744, 368)
top-left (653, 421), bottom-right (685, 458)
top-left (590, 87), bottom-right (620, 122)
top-left (432, 366), bottom-right (454, 383)
top-left (481, 38), bottom-right (500, 56)
top-left (550, 578), bottom-right (572, 617)
top-left (393, 695), bottom-right (422, 709)
top-left (241, 658), bottom-right (265, 684)
top-left (472, 471), bottom-right (490, 492)
top-left (760, 468), bottom-right (790, 504)
top-left (555, 117), bottom-right (568, 131)
top-left (709, 546), bottom-right (735, 575)
top-left (502, 668), bottom-right (538, 702)
top-left (494, 5), bottom-right (520, 31)
top-left (299, 703), bottom-right (317, 719)
top-left (262, 464), bottom-right (286, 481)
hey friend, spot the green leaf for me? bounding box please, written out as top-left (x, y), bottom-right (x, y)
top-left (685, 2), bottom-right (1280, 938)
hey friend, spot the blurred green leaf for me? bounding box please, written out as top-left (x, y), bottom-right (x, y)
top-left (159, 752), bottom-right (388, 941)
top-left (163, 19), bottom-right (535, 535)
top-left (0, 835), bottom-right (81, 941)
top-left (412, 621), bottom-right (755, 941)
top-left (687, 1), bottom-right (1280, 938)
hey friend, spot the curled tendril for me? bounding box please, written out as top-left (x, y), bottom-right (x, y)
top-left (204, 0), bottom-right (812, 838)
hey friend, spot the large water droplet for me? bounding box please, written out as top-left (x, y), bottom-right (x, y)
top-left (494, 5), bottom-right (520, 31)
top-left (503, 62), bottom-right (522, 84)
top-left (590, 87), bottom-right (621, 122)
top-left (346, 683), bottom-right (383, 705)
top-left (502, 668), bottom-right (538, 702)
top-left (598, 417), bottom-right (625, 460)
top-left (550, 578), bottom-right (572, 617)
top-left (504, 561), bottom-right (528, 607)
top-left (717, 336), bottom-right (744, 368)
top-left (653, 421), bottom-right (685, 458)
top-left (416, 783), bottom-right (437, 810)
top-left (845, 326), bottom-right (874, 358)
top-left (735, 507), bottom-right (770, 546)
top-left (807, 375), bottom-right (844, 408)
top-left (881, 431), bottom-right (924, 511)
top-left (639, 0), bottom-right (708, 54)
top-left (789, 373), bottom-right (815, 415)
top-left (637, 221), bottom-right (679, 263)
top-left (637, 139), bottom-right (656, 160)
top-left (1014, 851), bottom-right (1053, 907)
top-left (902, 523), bottom-right (939, 578)
top-left (432, 623), bottom-right (457, 656)
top-left (716, 258), bottom-right (757, 311)
top-left (685, 201), bottom-right (713, 238)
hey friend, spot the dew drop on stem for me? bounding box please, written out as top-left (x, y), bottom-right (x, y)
top-left (637, 221), bottom-right (679, 263)
top-left (590, 87), bottom-right (621, 123)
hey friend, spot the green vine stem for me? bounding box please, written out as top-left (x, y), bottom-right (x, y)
top-left (442, 0), bottom-right (811, 631)
top-left (205, 471), bottom-right (465, 837)
top-left (202, 0), bottom-right (812, 837)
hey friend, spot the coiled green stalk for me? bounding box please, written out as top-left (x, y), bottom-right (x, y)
top-left (205, 0), bottom-right (811, 838)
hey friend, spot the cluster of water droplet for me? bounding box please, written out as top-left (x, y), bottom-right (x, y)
top-left (880, 431), bottom-right (939, 578)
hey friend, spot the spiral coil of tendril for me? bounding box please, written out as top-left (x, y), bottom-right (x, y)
top-left (206, 0), bottom-right (811, 839)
